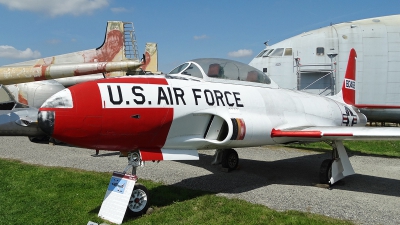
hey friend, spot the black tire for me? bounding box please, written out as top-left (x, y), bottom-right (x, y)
top-left (126, 183), bottom-right (149, 217)
top-left (221, 149), bottom-right (239, 172)
top-left (319, 159), bottom-right (333, 184)
top-left (49, 137), bottom-right (62, 145)
top-left (28, 136), bottom-right (50, 143)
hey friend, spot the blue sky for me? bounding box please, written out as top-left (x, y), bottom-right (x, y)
top-left (0, 0), bottom-right (398, 72)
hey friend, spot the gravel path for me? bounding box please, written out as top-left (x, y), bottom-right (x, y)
top-left (0, 137), bottom-right (399, 224)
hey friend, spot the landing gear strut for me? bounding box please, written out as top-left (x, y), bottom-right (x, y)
top-left (319, 141), bottom-right (355, 185)
top-left (123, 151), bottom-right (150, 216)
top-left (212, 148), bottom-right (239, 172)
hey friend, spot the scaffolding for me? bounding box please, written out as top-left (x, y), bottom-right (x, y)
top-left (294, 54), bottom-right (337, 96)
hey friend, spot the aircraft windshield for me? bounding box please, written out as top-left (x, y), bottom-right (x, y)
top-left (256, 49), bottom-right (274, 57)
top-left (169, 63), bottom-right (189, 74)
top-left (168, 58), bottom-right (274, 85)
top-left (192, 58), bottom-right (271, 84)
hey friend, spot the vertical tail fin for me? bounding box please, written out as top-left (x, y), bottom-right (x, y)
top-left (140, 43), bottom-right (159, 73)
top-left (96, 21), bottom-right (142, 78)
top-left (95, 21), bottom-right (125, 63)
top-left (342, 48), bottom-right (357, 105)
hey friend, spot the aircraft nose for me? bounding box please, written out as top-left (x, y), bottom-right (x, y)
top-left (37, 88), bottom-right (73, 136)
top-left (38, 111), bottom-right (55, 136)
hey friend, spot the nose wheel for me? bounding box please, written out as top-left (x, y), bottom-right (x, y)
top-left (126, 183), bottom-right (149, 216)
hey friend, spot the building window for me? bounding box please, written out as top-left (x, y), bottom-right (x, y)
top-left (316, 47), bottom-right (324, 56)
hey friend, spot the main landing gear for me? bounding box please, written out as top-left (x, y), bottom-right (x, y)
top-left (319, 141), bottom-right (355, 186)
top-left (212, 143), bottom-right (354, 185)
top-left (212, 148), bottom-right (239, 172)
top-left (123, 151), bottom-right (150, 217)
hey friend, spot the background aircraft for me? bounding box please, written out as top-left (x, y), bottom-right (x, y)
top-left (37, 49), bottom-right (400, 216)
top-left (249, 14), bottom-right (400, 123)
top-left (0, 85), bottom-right (43, 137)
top-left (0, 21), bottom-right (162, 109)
top-left (0, 21), bottom-right (161, 141)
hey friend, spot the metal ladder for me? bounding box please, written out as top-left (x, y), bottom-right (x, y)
top-left (123, 22), bottom-right (139, 60)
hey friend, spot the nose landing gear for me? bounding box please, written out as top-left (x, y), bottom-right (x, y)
top-left (123, 151), bottom-right (150, 217)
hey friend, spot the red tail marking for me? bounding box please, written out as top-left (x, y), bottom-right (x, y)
top-left (342, 48), bottom-right (357, 105)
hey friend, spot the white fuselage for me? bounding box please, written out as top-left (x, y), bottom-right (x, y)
top-left (249, 14), bottom-right (400, 122)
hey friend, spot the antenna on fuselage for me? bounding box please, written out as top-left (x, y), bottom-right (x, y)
top-left (264, 40), bottom-right (269, 47)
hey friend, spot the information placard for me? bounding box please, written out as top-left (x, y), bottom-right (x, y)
top-left (98, 172), bottom-right (137, 224)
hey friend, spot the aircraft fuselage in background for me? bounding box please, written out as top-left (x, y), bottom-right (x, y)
top-left (249, 14), bottom-right (400, 123)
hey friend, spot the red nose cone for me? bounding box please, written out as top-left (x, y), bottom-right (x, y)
top-left (39, 77), bottom-right (174, 151)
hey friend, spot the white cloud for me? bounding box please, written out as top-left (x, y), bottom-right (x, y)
top-left (0, 45), bottom-right (41, 59)
top-left (194, 35), bottom-right (209, 40)
top-left (228, 49), bottom-right (253, 58)
top-left (0, 0), bottom-right (109, 17)
top-left (111, 7), bottom-right (128, 13)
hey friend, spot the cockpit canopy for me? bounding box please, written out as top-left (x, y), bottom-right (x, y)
top-left (169, 58), bottom-right (276, 87)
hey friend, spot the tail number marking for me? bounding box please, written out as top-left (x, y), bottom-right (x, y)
top-left (345, 79), bottom-right (355, 90)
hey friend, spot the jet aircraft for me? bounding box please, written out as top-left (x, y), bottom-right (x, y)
top-left (37, 49), bottom-right (400, 216)
top-left (0, 21), bottom-right (160, 141)
top-left (0, 21), bottom-right (145, 109)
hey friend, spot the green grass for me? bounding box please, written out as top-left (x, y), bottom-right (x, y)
top-left (285, 140), bottom-right (400, 157)
top-left (0, 159), bottom-right (352, 225)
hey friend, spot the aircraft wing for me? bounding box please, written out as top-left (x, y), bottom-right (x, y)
top-left (271, 126), bottom-right (400, 142)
